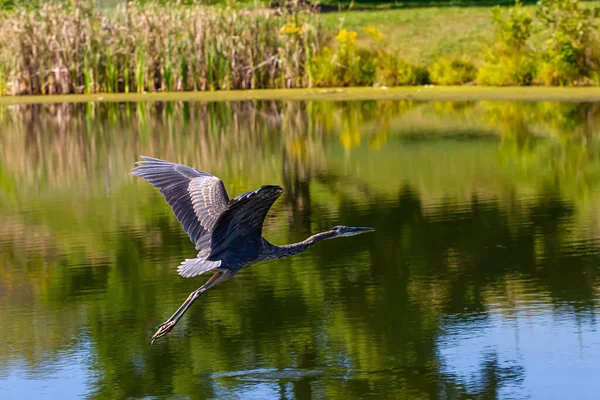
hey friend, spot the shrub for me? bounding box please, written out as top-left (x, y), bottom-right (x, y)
top-left (311, 29), bottom-right (377, 87)
top-left (535, 0), bottom-right (599, 86)
top-left (376, 51), bottom-right (429, 86)
top-left (477, 1), bottom-right (536, 86)
top-left (536, 60), bottom-right (580, 86)
top-left (478, 53), bottom-right (536, 86)
top-left (428, 58), bottom-right (477, 85)
top-left (312, 25), bottom-right (431, 87)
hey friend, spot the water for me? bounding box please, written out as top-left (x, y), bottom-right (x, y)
top-left (1, 99), bottom-right (600, 399)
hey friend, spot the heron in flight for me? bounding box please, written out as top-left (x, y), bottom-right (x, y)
top-left (131, 156), bottom-right (374, 343)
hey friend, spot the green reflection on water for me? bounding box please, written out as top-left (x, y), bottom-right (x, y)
top-left (1, 100), bottom-right (600, 399)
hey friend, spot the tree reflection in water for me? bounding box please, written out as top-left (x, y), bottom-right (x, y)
top-left (1, 99), bottom-right (600, 399)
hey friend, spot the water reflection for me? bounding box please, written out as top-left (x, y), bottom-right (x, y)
top-left (1, 99), bottom-right (600, 399)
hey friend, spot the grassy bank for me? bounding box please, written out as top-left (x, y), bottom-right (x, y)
top-left (2, 87), bottom-right (600, 106)
top-left (1, 0), bottom-right (600, 96)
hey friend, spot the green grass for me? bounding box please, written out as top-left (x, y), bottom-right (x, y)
top-left (317, 0), bottom-right (541, 6)
top-left (320, 2), bottom-right (600, 65)
top-left (321, 7), bottom-right (497, 64)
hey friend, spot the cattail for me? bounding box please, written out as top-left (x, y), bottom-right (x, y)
top-left (0, 1), bottom-right (321, 95)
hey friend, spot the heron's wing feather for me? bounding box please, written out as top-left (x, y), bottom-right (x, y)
top-left (130, 156), bottom-right (230, 250)
top-left (177, 257), bottom-right (222, 278)
top-left (209, 185), bottom-right (283, 261)
top-left (188, 176), bottom-right (230, 236)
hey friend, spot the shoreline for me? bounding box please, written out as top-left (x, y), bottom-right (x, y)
top-left (1, 87), bottom-right (600, 106)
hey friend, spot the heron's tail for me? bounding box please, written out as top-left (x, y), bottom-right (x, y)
top-left (177, 258), bottom-right (222, 278)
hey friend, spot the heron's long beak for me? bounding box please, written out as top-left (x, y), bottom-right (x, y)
top-left (346, 227), bottom-right (375, 236)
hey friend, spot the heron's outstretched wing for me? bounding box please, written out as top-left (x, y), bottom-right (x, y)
top-left (208, 185), bottom-right (283, 263)
top-left (130, 156), bottom-right (230, 251)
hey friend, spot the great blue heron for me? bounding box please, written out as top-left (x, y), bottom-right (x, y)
top-left (131, 156), bottom-right (374, 343)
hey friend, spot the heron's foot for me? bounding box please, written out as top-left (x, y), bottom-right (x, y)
top-left (151, 320), bottom-right (176, 344)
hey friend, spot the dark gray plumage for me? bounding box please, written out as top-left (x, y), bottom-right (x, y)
top-left (131, 156), bottom-right (374, 343)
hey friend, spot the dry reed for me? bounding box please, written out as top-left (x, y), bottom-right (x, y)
top-left (0, 1), bottom-right (322, 95)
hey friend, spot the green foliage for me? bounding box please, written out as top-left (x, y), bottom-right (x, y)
top-left (490, 1), bottom-right (532, 50)
top-left (478, 52), bottom-right (536, 85)
top-left (0, 0), bottom-right (15, 11)
top-left (535, 0), bottom-right (599, 86)
top-left (536, 59), bottom-right (580, 86)
top-left (478, 1), bottom-right (536, 85)
top-left (311, 29), bottom-right (377, 87)
top-left (0, 0), bottom-right (44, 11)
top-left (428, 57), bottom-right (477, 85)
top-left (376, 51), bottom-right (429, 86)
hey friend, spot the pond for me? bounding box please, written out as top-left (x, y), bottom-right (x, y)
top-left (1, 99), bottom-right (600, 399)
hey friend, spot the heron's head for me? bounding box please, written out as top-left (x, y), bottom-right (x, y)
top-left (330, 225), bottom-right (375, 238)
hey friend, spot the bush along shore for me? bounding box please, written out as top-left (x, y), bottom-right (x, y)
top-left (0, 0), bottom-right (599, 96)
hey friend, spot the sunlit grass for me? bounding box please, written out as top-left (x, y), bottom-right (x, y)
top-left (321, 7), bottom-right (495, 64)
top-left (320, 2), bottom-right (600, 65)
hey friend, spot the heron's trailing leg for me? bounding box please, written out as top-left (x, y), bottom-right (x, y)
top-left (151, 271), bottom-right (232, 344)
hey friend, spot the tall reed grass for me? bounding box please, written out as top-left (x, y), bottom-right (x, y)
top-left (0, 1), bottom-right (321, 95)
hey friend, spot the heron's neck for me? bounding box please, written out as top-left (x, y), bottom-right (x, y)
top-left (262, 231), bottom-right (336, 260)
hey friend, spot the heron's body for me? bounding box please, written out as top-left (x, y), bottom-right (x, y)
top-left (131, 156), bottom-right (373, 343)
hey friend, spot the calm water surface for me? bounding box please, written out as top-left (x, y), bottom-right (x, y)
top-left (1, 100), bottom-right (600, 399)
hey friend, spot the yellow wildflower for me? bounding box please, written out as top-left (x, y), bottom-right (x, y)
top-left (335, 29), bottom-right (357, 47)
top-left (280, 22), bottom-right (303, 36)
